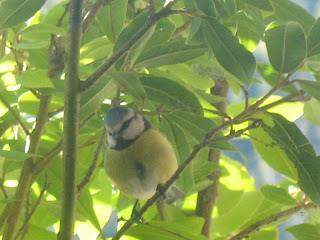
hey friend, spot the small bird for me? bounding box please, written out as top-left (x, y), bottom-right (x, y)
top-left (104, 106), bottom-right (184, 203)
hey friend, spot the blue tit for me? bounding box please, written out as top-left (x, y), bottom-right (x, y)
top-left (104, 106), bottom-right (184, 203)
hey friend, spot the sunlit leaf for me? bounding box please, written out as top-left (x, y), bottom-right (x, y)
top-left (260, 185), bottom-right (297, 205)
top-left (17, 69), bottom-right (54, 88)
top-left (304, 99), bottom-right (320, 126)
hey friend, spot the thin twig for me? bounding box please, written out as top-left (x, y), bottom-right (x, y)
top-left (57, 2), bottom-right (70, 27)
top-left (82, 0), bottom-right (104, 35)
top-left (77, 128), bottom-right (107, 193)
top-left (229, 202), bottom-right (317, 240)
top-left (0, 172), bottom-right (8, 199)
top-left (172, 21), bottom-right (191, 39)
top-left (249, 61), bottom-right (305, 112)
top-left (48, 107), bottom-right (64, 118)
top-left (0, 93), bottom-right (29, 135)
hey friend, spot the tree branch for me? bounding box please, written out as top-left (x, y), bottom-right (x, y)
top-left (196, 77), bottom-right (228, 238)
top-left (229, 202), bottom-right (317, 240)
top-left (2, 95), bottom-right (51, 240)
top-left (57, 0), bottom-right (83, 239)
top-left (79, 0), bottom-right (179, 93)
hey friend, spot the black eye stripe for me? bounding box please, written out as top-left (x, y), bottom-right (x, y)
top-left (118, 114), bottom-right (136, 134)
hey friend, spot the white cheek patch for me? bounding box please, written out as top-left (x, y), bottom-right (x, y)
top-left (122, 115), bottom-right (145, 140)
top-left (107, 136), bottom-right (117, 148)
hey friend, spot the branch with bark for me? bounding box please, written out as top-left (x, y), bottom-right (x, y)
top-left (57, 0), bottom-right (83, 239)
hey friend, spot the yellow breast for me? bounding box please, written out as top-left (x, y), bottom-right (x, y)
top-left (104, 129), bottom-right (178, 199)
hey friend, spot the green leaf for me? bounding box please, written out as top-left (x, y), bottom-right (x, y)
top-left (134, 39), bottom-right (207, 68)
top-left (19, 23), bottom-right (66, 36)
top-left (114, 11), bottom-right (150, 70)
top-left (262, 113), bottom-right (320, 206)
top-left (298, 80), bottom-right (320, 101)
top-left (17, 69), bottom-right (54, 88)
top-left (126, 218), bottom-right (207, 240)
top-left (0, 0), bottom-right (47, 30)
top-left (249, 114), bottom-right (298, 181)
top-left (154, 63), bottom-right (214, 90)
top-left (195, 0), bottom-right (216, 17)
top-left (77, 188), bottom-right (101, 231)
top-left (80, 37), bottom-right (112, 65)
top-left (28, 49), bottom-right (49, 68)
top-left (140, 76), bottom-right (201, 111)
top-left (219, 156), bottom-right (255, 192)
top-left (160, 119), bottom-right (193, 194)
top-left (307, 17), bottom-right (320, 57)
top-left (186, 17), bottom-right (206, 45)
top-left (248, 228), bottom-right (278, 240)
top-left (233, 9), bottom-right (266, 51)
top-left (304, 99), bottom-right (320, 126)
top-left (202, 17), bottom-right (256, 85)
top-left (97, 0), bottom-right (128, 43)
top-left (80, 75), bottom-right (116, 121)
top-left (114, 10), bottom-right (148, 52)
top-left (168, 111), bottom-right (235, 150)
top-left (24, 224), bottom-right (56, 240)
top-left (260, 185), bottom-right (297, 205)
top-left (213, 0), bottom-right (236, 17)
top-left (111, 72), bottom-right (146, 106)
top-left (123, 25), bottom-right (156, 70)
top-left (13, 41), bottom-right (49, 49)
top-left (211, 192), bottom-right (264, 236)
top-left (144, 18), bottom-right (176, 50)
top-left (245, 0), bottom-right (273, 11)
top-left (266, 22), bottom-right (306, 74)
top-left (0, 150), bottom-right (35, 161)
top-left (287, 223), bottom-right (320, 240)
top-left (269, 0), bottom-right (315, 34)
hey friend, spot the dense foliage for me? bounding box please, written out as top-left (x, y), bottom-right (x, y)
top-left (0, 0), bottom-right (320, 239)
